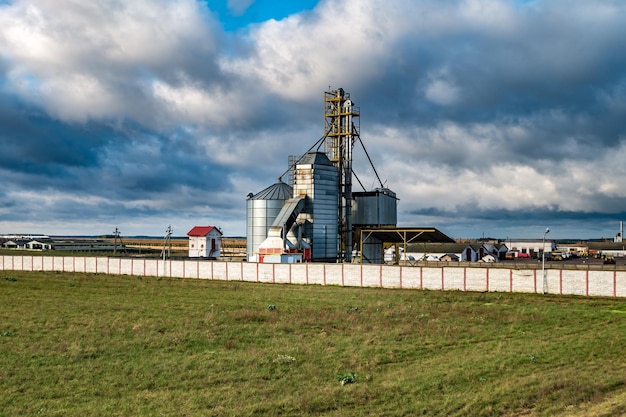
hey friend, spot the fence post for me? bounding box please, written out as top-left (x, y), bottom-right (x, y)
top-left (463, 266), bottom-right (467, 291)
top-left (342, 263), bottom-right (345, 287)
top-left (420, 266), bottom-right (423, 290)
top-left (485, 268), bottom-right (489, 292)
top-left (441, 267), bottom-right (444, 291)
top-left (360, 263), bottom-right (363, 287)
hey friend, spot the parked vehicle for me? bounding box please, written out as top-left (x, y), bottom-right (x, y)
top-left (603, 254), bottom-right (616, 265)
top-left (551, 250), bottom-right (570, 261)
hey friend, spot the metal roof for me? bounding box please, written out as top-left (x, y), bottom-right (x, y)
top-left (406, 242), bottom-right (472, 253)
top-left (249, 181), bottom-right (293, 200)
top-left (296, 151), bottom-right (333, 166)
top-left (187, 226), bottom-right (220, 237)
top-left (270, 197), bottom-right (305, 230)
top-left (358, 227), bottom-right (455, 245)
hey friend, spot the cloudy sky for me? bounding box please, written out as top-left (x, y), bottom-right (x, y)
top-left (1, 0), bottom-right (625, 240)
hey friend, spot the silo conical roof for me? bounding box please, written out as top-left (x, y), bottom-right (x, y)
top-left (297, 151), bottom-right (333, 166)
top-left (249, 181), bottom-right (293, 200)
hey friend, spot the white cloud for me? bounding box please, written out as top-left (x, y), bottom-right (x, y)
top-left (364, 119), bottom-right (626, 219)
top-left (424, 77), bottom-right (461, 106)
top-left (221, 0), bottom-right (399, 100)
top-left (0, 0), bottom-right (218, 123)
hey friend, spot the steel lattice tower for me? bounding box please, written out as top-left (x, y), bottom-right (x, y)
top-left (323, 88), bottom-right (360, 262)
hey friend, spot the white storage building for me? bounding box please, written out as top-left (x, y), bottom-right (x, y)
top-left (187, 226), bottom-right (222, 258)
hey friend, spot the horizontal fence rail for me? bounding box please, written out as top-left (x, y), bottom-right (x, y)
top-left (1, 255), bottom-right (624, 298)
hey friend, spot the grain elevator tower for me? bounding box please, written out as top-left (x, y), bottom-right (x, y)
top-left (323, 88), bottom-right (359, 262)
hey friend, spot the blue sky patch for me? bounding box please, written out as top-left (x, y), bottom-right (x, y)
top-left (204, 0), bottom-right (320, 31)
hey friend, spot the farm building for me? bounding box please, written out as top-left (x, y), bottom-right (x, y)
top-left (187, 226), bottom-right (222, 258)
top-left (505, 239), bottom-right (555, 257)
top-left (394, 242), bottom-right (509, 263)
top-left (1, 238), bottom-right (52, 251)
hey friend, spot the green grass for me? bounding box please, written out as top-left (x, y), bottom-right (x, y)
top-left (1, 271), bottom-right (625, 416)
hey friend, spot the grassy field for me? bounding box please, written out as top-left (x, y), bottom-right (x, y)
top-left (1, 271), bottom-right (625, 416)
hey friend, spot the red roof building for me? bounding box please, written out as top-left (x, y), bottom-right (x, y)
top-left (187, 226), bottom-right (218, 237)
top-left (187, 226), bottom-right (222, 258)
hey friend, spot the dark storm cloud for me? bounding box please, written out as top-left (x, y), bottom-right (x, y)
top-left (409, 206), bottom-right (626, 223)
top-left (0, 95), bottom-right (108, 171)
top-left (0, 94), bottom-right (236, 226)
top-left (97, 128), bottom-right (236, 198)
top-left (365, 31), bottom-right (624, 125)
top-left (405, 205), bottom-right (626, 240)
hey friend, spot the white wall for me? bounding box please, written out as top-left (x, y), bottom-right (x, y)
top-left (188, 230), bottom-right (221, 258)
top-left (1, 255), bottom-right (624, 298)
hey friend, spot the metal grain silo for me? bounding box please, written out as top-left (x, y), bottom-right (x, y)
top-left (246, 181), bottom-right (293, 261)
top-left (293, 151), bottom-right (339, 262)
top-left (352, 188), bottom-right (398, 227)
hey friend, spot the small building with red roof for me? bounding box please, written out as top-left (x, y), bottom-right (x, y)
top-left (187, 226), bottom-right (222, 258)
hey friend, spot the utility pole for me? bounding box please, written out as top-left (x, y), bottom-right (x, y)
top-left (113, 227), bottom-right (120, 255)
top-left (542, 227), bottom-right (550, 294)
top-left (161, 225), bottom-right (173, 261)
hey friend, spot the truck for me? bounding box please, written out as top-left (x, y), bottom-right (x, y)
top-left (550, 250), bottom-right (571, 261)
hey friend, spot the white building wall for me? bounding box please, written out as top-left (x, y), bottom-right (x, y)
top-left (188, 230), bottom-right (222, 258)
top-left (506, 240), bottom-right (555, 255)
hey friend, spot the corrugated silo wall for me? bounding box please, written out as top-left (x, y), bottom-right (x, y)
top-left (361, 236), bottom-right (383, 264)
top-left (294, 161), bottom-right (338, 261)
top-left (353, 192), bottom-right (397, 226)
top-left (246, 197), bottom-right (287, 261)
